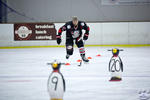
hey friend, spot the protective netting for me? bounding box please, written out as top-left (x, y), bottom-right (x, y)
top-left (0, 0), bottom-right (36, 22)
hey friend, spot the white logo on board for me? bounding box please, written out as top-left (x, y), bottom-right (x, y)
top-left (15, 26), bottom-right (32, 39)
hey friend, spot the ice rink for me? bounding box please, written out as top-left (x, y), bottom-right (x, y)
top-left (0, 47), bottom-right (150, 100)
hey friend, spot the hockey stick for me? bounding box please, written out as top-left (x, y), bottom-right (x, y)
top-left (78, 60), bottom-right (82, 66)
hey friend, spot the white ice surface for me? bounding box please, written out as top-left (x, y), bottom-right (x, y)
top-left (0, 47), bottom-right (150, 100)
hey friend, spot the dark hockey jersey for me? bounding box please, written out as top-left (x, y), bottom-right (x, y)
top-left (57, 21), bottom-right (90, 40)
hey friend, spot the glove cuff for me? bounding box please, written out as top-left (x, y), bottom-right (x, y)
top-left (56, 35), bottom-right (61, 39)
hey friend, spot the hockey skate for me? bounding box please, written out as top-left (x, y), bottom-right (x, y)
top-left (66, 54), bottom-right (70, 59)
top-left (81, 54), bottom-right (89, 63)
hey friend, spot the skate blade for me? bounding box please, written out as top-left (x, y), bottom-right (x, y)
top-left (83, 61), bottom-right (89, 64)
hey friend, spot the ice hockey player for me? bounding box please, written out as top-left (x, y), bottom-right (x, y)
top-left (47, 60), bottom-right (65, 100)
top-left (56, 16), bottom-right (90, 62)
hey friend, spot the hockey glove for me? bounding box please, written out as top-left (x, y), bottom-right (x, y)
top-left (83, 34), bottom-right (89, 40)
top-left (56, 36), bottom-right (61, 45)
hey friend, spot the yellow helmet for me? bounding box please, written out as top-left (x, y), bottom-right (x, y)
top-left (112, 48), bottom-right (118, 54)
top-left (112, 48), bottom-right (119, 56)
top-left (51, 60), bottom-right (60, 70)
top-left (52, 62), bottom-right (58, 68)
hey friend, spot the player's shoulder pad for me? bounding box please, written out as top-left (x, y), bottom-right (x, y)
top-left (65, 21), bottom-right (72, 29)
top-left (79, 21), bottom-right (86, 26)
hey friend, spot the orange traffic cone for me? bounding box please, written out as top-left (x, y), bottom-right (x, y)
top-left (77, 59), bottom-right (82, 62)
top-left (88, 57), bottom-right (92, 59)
top-left (65, 63), bottom-right (71, 65)
top-left (96, 54), bottom-right (101, 57)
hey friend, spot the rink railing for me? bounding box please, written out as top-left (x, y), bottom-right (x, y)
top-left (0, 22), bottom-right (150, 48)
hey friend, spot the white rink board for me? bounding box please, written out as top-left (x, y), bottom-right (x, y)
top-left (129, 22), bottom-right (150, 44)
top-left (0, 22), bottom-right (150, 47)
top-left (102, 22), bottom-right (129, 44)
top-left (85, 23), bottom-right (102, 45)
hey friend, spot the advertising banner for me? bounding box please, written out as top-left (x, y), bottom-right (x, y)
top-left (14, 23), bottom-right (56, 41)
